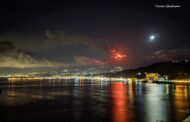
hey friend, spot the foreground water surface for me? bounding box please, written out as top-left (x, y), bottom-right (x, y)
top-left (0, 79), bottom-right (190, 122)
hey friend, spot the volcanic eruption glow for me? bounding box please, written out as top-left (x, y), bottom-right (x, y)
top-left (110, 49), bottom-right (127, 61)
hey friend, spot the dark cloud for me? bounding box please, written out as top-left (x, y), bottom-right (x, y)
top-left (154, 48), bottom-right (190, 61)
top-left (0, 32), bottom-right (49, 52)
top-left (0, 41), bottom-right (69, 68)
top-left (74, 55), bottom-right (108, 66)
top-left (0, 41), bottom-right (16, 52)
top-left (45, 30), bottom-right (91, 45)
top-left (45, 30), bottom-right (105, 52)
top-left (0, 31), bottom-right (110, 68)
top-left (0, 30), bottom-right (106, 53)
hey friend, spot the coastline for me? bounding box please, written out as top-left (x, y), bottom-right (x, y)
top-left (1, 76), bottom-right (190, 85)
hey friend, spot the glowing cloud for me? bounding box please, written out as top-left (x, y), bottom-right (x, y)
top-left (110, 49), bottom-right (127, 61)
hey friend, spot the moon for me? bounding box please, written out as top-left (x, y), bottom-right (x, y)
top-left (149, 35), bottom-right (156, 42)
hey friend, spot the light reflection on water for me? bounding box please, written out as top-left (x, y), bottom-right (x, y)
top-left (0, 79), bottom-right (190, 122)
top-left (112, 82), bottom-right (128, 122)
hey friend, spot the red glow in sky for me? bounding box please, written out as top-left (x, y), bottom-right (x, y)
top-left (110, 49), bottom-right (127, 61)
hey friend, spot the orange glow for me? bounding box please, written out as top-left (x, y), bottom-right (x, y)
top-left (173, 85), bottom-right (189, 122)
top-left (112, 82), bottom-right (127, 122)
top-left (110, 49), bottom-right (127, 61)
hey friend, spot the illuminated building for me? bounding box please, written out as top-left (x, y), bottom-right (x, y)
top-left (145, 73), bottom-right (160, 81)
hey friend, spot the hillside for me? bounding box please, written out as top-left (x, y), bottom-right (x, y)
top-left (103, 62), bottom-right (190, 79)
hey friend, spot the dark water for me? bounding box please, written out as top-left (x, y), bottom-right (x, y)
top-left (0, 79), bottom-right (190, 122)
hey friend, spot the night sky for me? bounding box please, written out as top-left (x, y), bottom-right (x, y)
top-left (0, 0), bottom-right (189, 70)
